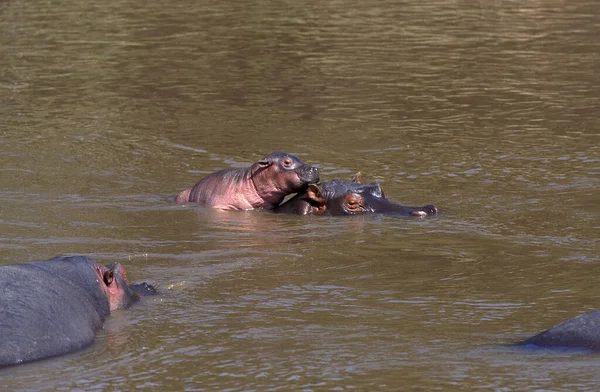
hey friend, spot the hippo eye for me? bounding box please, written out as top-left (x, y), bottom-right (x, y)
top-left (282, 158), bottom-right (293, 168)
top-left (103, 269), bottom-right (114, 286)
top-left (346, 195), bottom-right (363, 210)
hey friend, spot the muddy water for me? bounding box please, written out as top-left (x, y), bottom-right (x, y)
top-left (1, 0), bottom-right (599, 390)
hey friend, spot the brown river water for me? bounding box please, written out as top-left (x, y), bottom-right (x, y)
top-left (1, 0), bottom-right (599, 390)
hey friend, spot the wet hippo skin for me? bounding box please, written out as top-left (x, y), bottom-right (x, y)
top-left (521, 310), bottom-right (600, 350)
top-left (175, 152), bottom-right (319, 210)
top-left (274, 174), bottom-right (437, 217)
top-left (0, 256), bottom-right (156, 367)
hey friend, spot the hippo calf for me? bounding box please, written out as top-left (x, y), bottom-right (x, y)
top-left (175, 152), bottom-right (319, 210)
top-left (521, 310), bottom-right (600, 350)
top-left (0, 256), bottom-right (156, 367)
top-left (275, 174), bottom-right (437, 217)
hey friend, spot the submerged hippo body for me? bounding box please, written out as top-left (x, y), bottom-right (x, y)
top-left (275, 175), bottom-right (437, 217)
top-left (0, 256), bottom-right (155, 367)
top-left (175, 152), bottom-right (319, 211)
top-left (521, 310), bottom-right (600, 350)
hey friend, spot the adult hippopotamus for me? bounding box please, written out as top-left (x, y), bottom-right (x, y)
top-left (521, 310), bottom-right (600, 350)
top-left (175, 152), bottom-right (319, 210)
top-left (0, 256), bottom-right (156, 367)
top-left (274, 174), bottom-right (437, 216)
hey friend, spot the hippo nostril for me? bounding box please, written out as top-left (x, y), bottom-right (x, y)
top-left (303, 167), bottom-right (320, 183)
top-left (423, 204), bottom-right (437, 215)
top-left (130, 282), bottom-right (158, 296)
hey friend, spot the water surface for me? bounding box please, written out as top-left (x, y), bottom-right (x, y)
top-left (1, 0), bottom-right (599, 390)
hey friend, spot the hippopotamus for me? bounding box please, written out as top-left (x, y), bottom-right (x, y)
top-left (274, 174), bottom-right (437, 216)
top-left (0, 256), bottom-right (156, 367)
top-left (175, 152), bottom-right (320, 210)
top-left (521, 310), bottom-right (600, 350)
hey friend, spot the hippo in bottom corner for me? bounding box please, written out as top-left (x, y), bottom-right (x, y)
top-left (175, 152), bottom-right (320, 210)
top-left (521, 310), bottom-right (600, 350)
top-left (274, 173), bottom-right (437, 217)
top-left (0, 255), bottom-right (156, 367)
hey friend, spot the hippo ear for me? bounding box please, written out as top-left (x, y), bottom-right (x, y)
top-left (306, 184), bottom-right (327, 205)
top-left (257, 158), bottom-right (272, 168)
top-left (370, 182), bottom-right (385, 198)
top-left (378, 183), bottom-right (386, 198)
top-left (351, 172), bottom-right (361, 184)
top-left (103, 268), bottom-right (114, 286)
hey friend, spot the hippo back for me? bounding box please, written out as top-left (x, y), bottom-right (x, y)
top-left (522, 310), bottom-right (600, 350)
top-left (31, 256), bottom-right (111, 313)
top-left (0, 256), bottom-right (110, 367)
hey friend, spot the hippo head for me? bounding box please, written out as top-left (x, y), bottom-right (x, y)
top-left (300, 175), bottom-right (437, 216)
top-left (255, 152), bottom-right (319, 190)
top-left (250, 152), bottom-right (319, 206)
top-left (97, 263), bottom-right (140, 311)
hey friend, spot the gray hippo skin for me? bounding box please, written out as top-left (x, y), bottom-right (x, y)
top-left (522, 310), bottom-right (600, 350)
top-left (175, 152), bottom-right (319, 210)
top-left (0, 256), bottom-right (156, 367)
top-left (275, 174), bottom-right (437, 217)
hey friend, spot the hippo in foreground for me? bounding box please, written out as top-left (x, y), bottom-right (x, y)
top-left (521, 310), bottom-right (600, 350)
top-left (274, 174), bottom-right (437, 216)
top-left (175, 152), bottom-right (319, 210)
top-left (0, 256), bottom-right (156, 367)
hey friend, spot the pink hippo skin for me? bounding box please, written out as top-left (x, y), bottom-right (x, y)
top-left (175, 152), bottom-right (319, 210)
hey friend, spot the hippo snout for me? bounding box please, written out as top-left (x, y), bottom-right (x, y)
top-left (422, 204), bottom-right (437, 215)
top-left (410, 204), bottom-right (438, 217)
top-left (299, 166), bottom-right (320, 184)
top-left (130, 282), bottom-right (158, 296)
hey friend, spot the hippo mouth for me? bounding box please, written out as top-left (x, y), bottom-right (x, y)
top-left (363, 198), bottom-right (438, 217)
